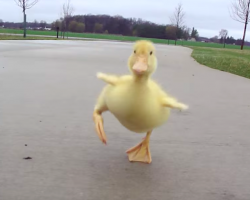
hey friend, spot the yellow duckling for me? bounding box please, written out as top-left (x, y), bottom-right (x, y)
top-left (93, 40), bottom-right (188, 164)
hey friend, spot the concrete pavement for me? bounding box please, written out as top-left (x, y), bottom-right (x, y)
top-left (0, 40), bottom-right (250, 200)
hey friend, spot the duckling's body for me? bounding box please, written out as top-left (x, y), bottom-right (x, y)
top-left (96, 75), bottom-right (170, 133)
top-left (93, 40), bottom-right (188, 164)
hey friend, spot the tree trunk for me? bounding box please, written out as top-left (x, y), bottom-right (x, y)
top-left (23, 12), bottom-right (27, 38)
top-left (241, 0), bottom-right (250, 50)
top-left (175, 25), bottom-right (178, 46)
top-left (66, 21), bottom-right (69, 39)
top-left (241, 20), bottom-right (248, 50)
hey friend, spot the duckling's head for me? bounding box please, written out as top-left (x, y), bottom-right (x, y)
top-left (128, 40), bottom-right (157, 77)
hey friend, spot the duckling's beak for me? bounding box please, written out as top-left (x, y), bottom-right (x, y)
top-left (132, 57), bottom-right (148, 75)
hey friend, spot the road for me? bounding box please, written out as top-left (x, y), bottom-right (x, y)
top-left (0, 40), bottom-right (250, 200)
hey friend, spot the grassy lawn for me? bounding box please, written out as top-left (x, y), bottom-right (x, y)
top-left (0, 34), bottom-right (62, 40)
top-left (191, 47), bottom-right (250, 79)
top-left (1, 28), bottom-right (250, 50)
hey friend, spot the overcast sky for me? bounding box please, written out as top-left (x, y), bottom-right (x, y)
top-left (0, 0), bottom-right (249, 40)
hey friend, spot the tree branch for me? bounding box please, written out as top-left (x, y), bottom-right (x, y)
top-left (229, 0), bottom-right (250, 23)
top-left (26, 0), bottom-right (39, 10)
top-left (14, 0), bottom-right (39, 12)
top-left (170, 2), bottom-right (185, 28)
top-left (63, 0), bottom-right (74, 18)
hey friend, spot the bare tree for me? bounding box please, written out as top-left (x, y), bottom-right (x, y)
top-left (14, 0), bottom-right (39, 38)
top-left (229, 0), bottom-right (250, 50)
top-left (170, 2), bottom-right (185, 45)
top-left (61, 0), bottom-right (74, 39)
top-left (219, 29), bottom-right (228, 48)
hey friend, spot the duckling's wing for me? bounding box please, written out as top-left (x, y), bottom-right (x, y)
top-left (97, 72), bottom-right (120, 86)
top-left (148, 79), bottom-right (188, 111)
top-left (161, 96), bottom-right (188, 110)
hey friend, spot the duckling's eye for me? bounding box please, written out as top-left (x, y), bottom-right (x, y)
top-left (134, 50), bottom-right (136, 54)
top-left (150, 51), bottom-right (153, 55)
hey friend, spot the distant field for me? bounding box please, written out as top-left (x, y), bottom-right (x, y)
top-left (1, 28), bottom-right (249, 50)
top-left (0, 34), bottom-right (62, 40)
top-left (191, 47), bottom-right (250, 79)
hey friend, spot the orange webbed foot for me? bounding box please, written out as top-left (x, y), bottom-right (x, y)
top-left (93, 111), bottom-right (107, 144)
top-left (126, 131), bottom-right (152, 164)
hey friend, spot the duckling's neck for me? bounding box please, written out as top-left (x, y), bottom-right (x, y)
top-left (132, 74), bottom-right (151, 83)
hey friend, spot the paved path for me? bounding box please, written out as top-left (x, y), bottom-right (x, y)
top-left (0, 40), bottom-right (250, 200)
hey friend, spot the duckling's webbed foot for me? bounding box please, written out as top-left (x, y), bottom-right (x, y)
top-left (93, 110), bottom-right (107, 144)
top-left (126, 131), bottom-right (152, 164)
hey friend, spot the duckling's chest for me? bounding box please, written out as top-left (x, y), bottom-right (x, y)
top-left (105, 83), bottom-right (169, 132)
top-left (106, 83), bottom-right (153, 112)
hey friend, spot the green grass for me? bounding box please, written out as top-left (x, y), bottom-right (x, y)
top-left (1, 28), bottom-right (250, 50)
top-left (191, 47), bottom-right (250, 79)
top-left (0, 34), bottom-right (62, 40)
